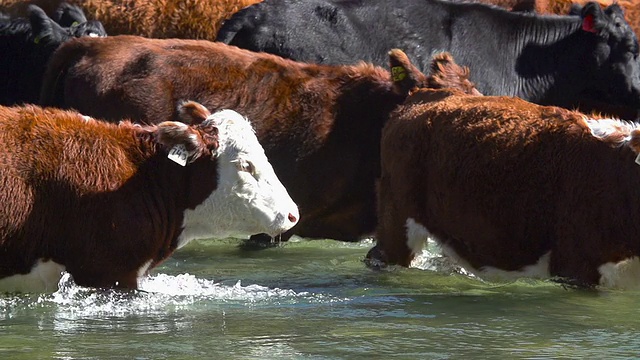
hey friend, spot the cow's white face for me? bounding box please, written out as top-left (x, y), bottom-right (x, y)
top-left (178, 110), bottom-right (298, 246)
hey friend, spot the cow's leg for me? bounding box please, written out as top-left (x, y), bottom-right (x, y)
top-left (365, 174), bottom-right (416, 268)
top-left (67, 262), bottom-right (141, 290)
top-left (549, 224), bottom-right (601, 288)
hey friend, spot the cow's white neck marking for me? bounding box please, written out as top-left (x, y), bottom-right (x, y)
top-left (585, 118), bottom-right (640, 147)
top-left (598, 257), bottom-right (640, 290)
top-left (0, 259), bottom-right (65, 293)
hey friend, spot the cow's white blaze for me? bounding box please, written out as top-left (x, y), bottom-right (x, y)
top-left (178, 110), bottom-right (298, 247)
top-left (0, 259), bottom-right (65, 293)
top-left (598, 257), bottom-right (640, 289)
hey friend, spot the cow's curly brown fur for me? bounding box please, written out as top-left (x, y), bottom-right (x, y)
top-left (0, 0), bottom-right (261, 39)
top-left (371, 87), bottom-right (640, 287)
top-left (0, 104), bottom-right (227, 289)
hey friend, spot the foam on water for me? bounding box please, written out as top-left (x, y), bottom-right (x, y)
top-left (3, 272), bottom-right (346, 318)
top-left (409, 240), bottom-right (476, 278)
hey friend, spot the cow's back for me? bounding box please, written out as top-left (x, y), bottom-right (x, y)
top-left (43, 36), bottom-right (331, 124)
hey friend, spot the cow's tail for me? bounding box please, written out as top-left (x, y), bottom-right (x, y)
top-left (215, 2), bottom-right (265, 44)
top-left (38, 37), bottom-right (85, 108)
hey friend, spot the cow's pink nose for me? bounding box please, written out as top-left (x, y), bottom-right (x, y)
top-left (288, 213), bottom-right (297, 223)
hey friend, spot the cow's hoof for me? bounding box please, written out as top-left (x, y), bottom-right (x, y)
top-left (238, 233), bottom-right (284, 250)
top-left (364, 245), bottom-right (389, 270)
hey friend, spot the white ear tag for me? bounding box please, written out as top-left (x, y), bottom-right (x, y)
top-left (635, 153), bottom-right (640, 166)
top-left (168, 144), bottom-right (188, 166)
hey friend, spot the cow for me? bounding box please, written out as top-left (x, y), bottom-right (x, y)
top-left (0, 4), bottom-right (106, 106)
top-left (0, 0), bottom-right (263, 39)
top-left (367, 81), bottom-right (640, 288)
top-left (455, 0), bottom-right (640, 37)
top-left (542, 0), bottom-right (638, 38)
top-left (38, 35), bottom-right (429, 246)
top-left (216, 0), bottom-right (640, 120)
top-left (0, 101), bottom-right (299, 292)
top-left (52, 2), bottom-right (105, 38)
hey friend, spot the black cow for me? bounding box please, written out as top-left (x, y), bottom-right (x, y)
top-left (52, 3), bottom-right (106, 38)
top-left (0, 4), bottom-right (106, 105)
top-left (217, 0), bottom-right (640, 119)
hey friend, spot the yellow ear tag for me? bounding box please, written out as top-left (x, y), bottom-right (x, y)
top-left (33, 35), bottom-right (41, 44)
top-left (391, 66), bottom-right (406, 82)
top-left (71, 21), bottom-right (79, 27)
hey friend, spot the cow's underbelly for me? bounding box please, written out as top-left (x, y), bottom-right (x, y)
top-left (0, 259), bottom-right (66, 293)
top-left (441, 244), bottom-right (552, 281)
top-left (406, 218), bottom-right (552, 281)
top-left (408, 217), bottom-right (640, 289)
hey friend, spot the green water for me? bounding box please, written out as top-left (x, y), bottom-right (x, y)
top-left (1, 238), bottom-right (639, 359)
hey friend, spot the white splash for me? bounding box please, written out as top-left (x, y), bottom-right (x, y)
top-left (19, 271), bottom-right (342, 318)
top-left (409, 237), bottom-right (476, 278)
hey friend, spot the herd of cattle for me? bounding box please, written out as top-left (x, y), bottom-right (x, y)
top-left (1, 0), bottom-right (640, 291)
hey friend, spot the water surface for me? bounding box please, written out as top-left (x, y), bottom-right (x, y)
top-left (1, 238), bottom-right (639, 359)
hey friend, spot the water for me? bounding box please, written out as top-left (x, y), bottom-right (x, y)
top-left (1, 237), bottom-right (639, 359)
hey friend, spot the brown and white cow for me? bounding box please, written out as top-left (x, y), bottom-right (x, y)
top-left (0, 102), bottom-right (298, 292)
top-left (367, 86), bottom-right (640, 289)
top-left (39, 35), bottom-right (429, 244)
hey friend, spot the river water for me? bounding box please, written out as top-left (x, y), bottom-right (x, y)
top-left (1, 237), bottom-right (639, 359)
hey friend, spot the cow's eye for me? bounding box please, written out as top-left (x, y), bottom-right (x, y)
top-left (239, 160), bottom-right (255, 175)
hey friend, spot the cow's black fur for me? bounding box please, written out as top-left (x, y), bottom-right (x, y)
top-left (217, 0), bottom-right (640, 117)
top-left (0, 4), bottom-right (106, 105)
top-left (52, 3), bottom-right (105, 38)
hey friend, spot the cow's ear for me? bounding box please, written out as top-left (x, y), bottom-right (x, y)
top-left (28, 4), bottom-right (65, 44)
top-left (156, 121), bottom-right (206, 165)
top-left (177, 100), bottom-right (211, 125)
top-left (427, 52), bottom-right (482, 96)
top-left (53, 3), bottom-right (87, 27)
top-left (580, 2), bottom-right (606, 35)
top-left (388, 49), bottom-right (427, 95)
